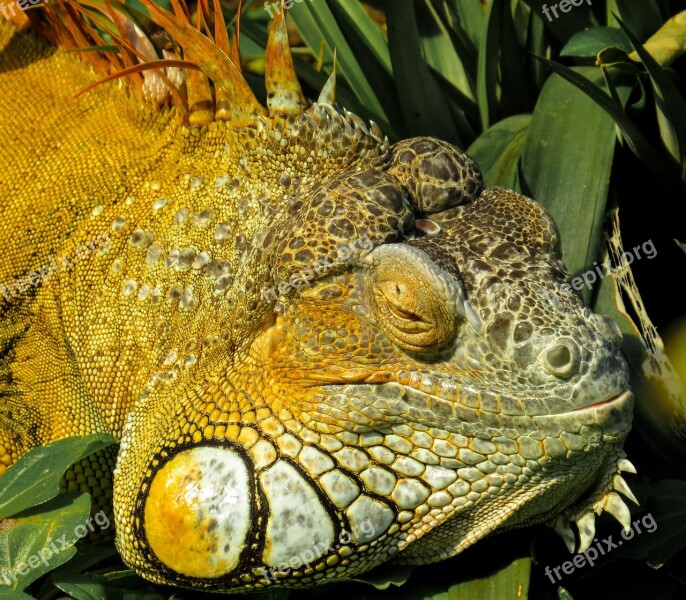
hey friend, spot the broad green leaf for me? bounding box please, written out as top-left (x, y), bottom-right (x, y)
top-left (627, 10), bottom-right (686, 66)
top-left (520, 68), bottom-right (623, 280)
top-left (533, 56), bottom-right (665, 174)
top-left (618, 16), bottom-right (686, 172)
top-left (561, 26), bottom-right (632, 56)
top-left (467, 114), bottom-right (531, 188)
top-left (0, 434), bottom-right (115, 520)
top-left (596, 45), bottom-right (633, 65)
top-left (0, 493), bottom-right (91, 591)
top-left (445, 557), bottom-right (531, 599)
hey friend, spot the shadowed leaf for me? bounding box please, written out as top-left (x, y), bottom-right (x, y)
top-left (0, 435), bottom-right (115, 520)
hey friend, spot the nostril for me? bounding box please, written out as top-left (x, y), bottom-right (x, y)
top-left (543, 340), bottom-right (579, 378)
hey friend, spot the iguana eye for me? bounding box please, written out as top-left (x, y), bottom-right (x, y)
top-left (367, 244), bottom-right (465, 352)
top-left (384, 295), bottom-right (422, 323)
top-left (375, 281), bottom-right (429, 330)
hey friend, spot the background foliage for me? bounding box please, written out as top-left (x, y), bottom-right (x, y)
top-left (2, 0), bottom-right (686, 598)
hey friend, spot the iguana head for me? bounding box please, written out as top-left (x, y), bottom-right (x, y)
top-left (76, 4), bottom-right (638, 592)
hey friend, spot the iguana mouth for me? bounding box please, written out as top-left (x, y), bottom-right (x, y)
top-left (321, 375), bottom-right (631, 421)
top-left (571, 389), bottom-right (630, 412)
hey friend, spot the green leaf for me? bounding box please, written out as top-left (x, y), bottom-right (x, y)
top-left (0, 493), bottom-right (91, 591)
top-left (520, 68), bottom-right (624, 280)
top-left (617, 16), bottom-right (686, 173)
top-left (0, 434), bottom-right (115, 520)
top-left (382, 0), bottom-right (462, 145)
top-left (561, 26), bottom-right (632, 56)
top-left (429, 0), bottom-right (481, 88)
top-left (476, 0), bottom-right (501, 131)
top-left (52, 571), bottom-right (167, 600)
top-left (326, 0), bottom-right (402, 127)
top-left (613, 0), bottom-right (667, 41)
top-left (288, 0), bottom-right (394, 136)
top-left (609, 480), bottom-right (686, 568)
top-left (500, 0), bottom-right (533, 115)
top-left (446, 557), bottom-right (531, 599)
top-left (0, 591), bottom-right (34, 600)
top-left (345, 564), bottom-right (412, 590)
top-left (627, 10), bottom-right (686, 66)
top-left (328, 1), bottom-right (391, 73)
top-left (676, 239), bottom-right (686, 254)
top-left (467, 114), bottom-right (531, 188)
top-left (526, 3), bottom-right (549, 93)
top-left (445, 0), bottom-right (487, 50)
top-left (423, 0), bottom-right (477, 107)
top-left (533, 56), bottom-right (665, 174)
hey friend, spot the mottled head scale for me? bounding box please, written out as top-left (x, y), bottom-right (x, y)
top-left (1, 1), bottom-right (636, 593)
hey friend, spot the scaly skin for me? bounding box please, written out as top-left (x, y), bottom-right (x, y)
top-left (0, 6), bottom-right (637, 593)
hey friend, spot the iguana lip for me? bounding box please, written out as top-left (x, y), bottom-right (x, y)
top-left (571, 389), bottom-right (631, 412)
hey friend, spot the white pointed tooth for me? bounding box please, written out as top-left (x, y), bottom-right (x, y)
top-left (618, 458), bottom-right (637, 474)
top-left (576, 511), bottom-right (596, 553)
top-left (603, 492), bottom-right (632, 533)
top-left (552, 516), bottom-right (576, 553)
top-left (613, 474), bottom-right (639, 505)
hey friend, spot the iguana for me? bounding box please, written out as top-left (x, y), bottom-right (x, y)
top-left (0, 1), bottom-right (638, 592)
